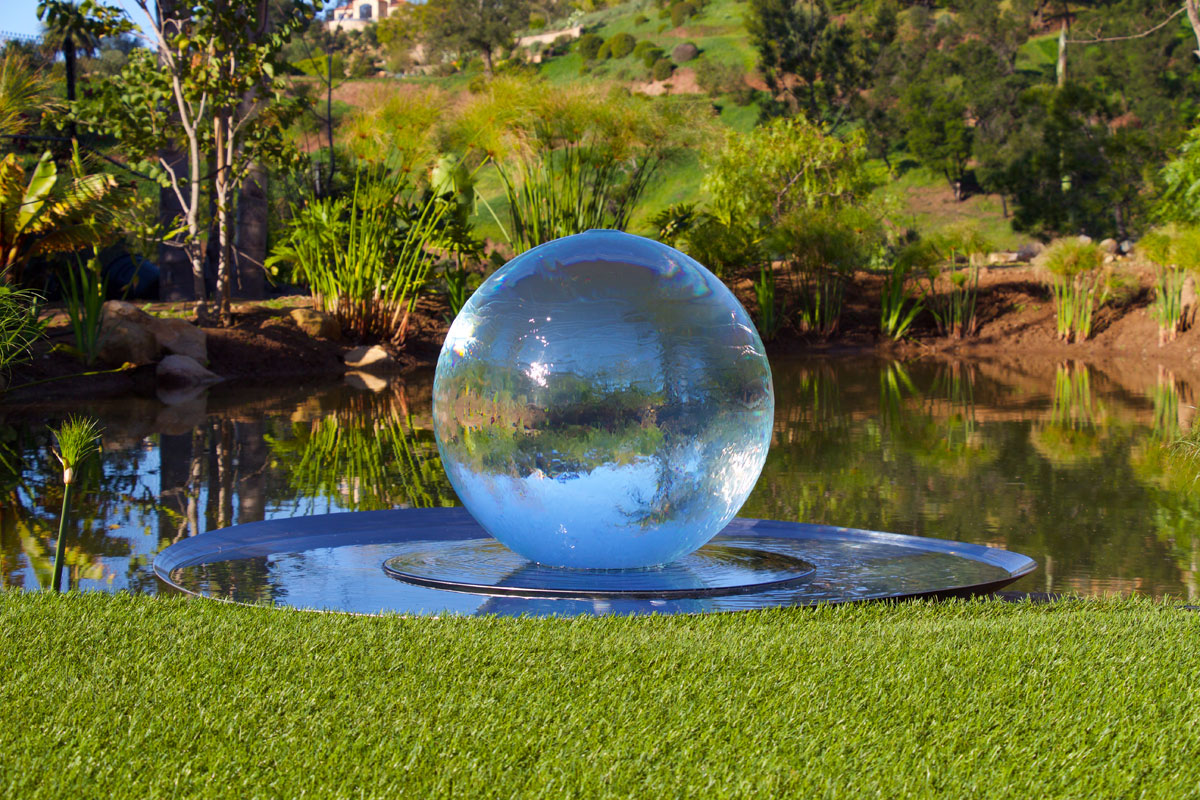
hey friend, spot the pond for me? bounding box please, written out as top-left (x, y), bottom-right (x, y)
top-left (2, 355), bottom-right (1197, 600)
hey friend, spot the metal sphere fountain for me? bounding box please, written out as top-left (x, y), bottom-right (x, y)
top-left (155, 231), bottom-right (1034, 615)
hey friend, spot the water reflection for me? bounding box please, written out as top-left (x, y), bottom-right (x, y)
top-left (3, 356), bottom-right (1200, 599)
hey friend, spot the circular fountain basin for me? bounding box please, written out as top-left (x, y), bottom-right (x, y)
top-left (154, 508), bottom-right (1035, 617)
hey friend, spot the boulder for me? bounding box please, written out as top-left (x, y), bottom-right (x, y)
top-left (672, 42), bottom-right (699, 62)
top-left (148, 316), bottom-right (207, 362)
top-left (156, 354), bottom-right (223, 391)
top-left (98, 318), bottom-right (160, 366)
top-left (344, 344), bottom-right (396, 371)
top-left (1119, 239), bottom-right (1135, 254)
top-left (289, 308), bottom-right (342, 340)
top-left (1099, 238), bottom-right (1119, 254)
top-left (1077, 235), bottom-right (1093, 245)
top-left (1016, 242), bottom-right (1045, 263)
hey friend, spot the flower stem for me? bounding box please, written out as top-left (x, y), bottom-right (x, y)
top-left (51, 481), bottom-right (73, 593)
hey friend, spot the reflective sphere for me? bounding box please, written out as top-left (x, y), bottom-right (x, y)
top-left (432, 230), bottom-right (774, 568)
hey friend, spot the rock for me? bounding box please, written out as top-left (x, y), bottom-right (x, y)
top-left (1119, 239), bottom-right (1135, 254)
top-left (289, 308), bottom-right (341, 340)
top-left (1183, 276), bottom-right (1197, 327)
top-left (1016, 242), bottom-right (1045, 263)
top-left (344, 370), bottom-right (389, 393)
top-left (98, 318), bottom-right (160, 366)
top-left (672, 42), bottom-right (699, 62)
top-left (987, 251), bottom-right (1019, 265)
top-left (1099, 238), bottom-right (1119, 254)
top-left (148, 316), bottom-right (207, 362)
top-left (344, 344), bottom-right (396, 371)
top-left (1077, 235), bottom-right (1093, 245)
top-left (156, 354), bottom-right (223, 391)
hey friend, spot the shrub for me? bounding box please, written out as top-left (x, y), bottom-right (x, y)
top-left (632, 40), bottom-right (657, 60)
top-left (576, 33), bottom-right (603, 60)
top-left (634, 14), bottom-right (649, 24)
top-left (607, 32), bottom-right (636, 59)
top-left (670, 1), bottom-right (696, 27)
top-left (529, 13), bottom-right (546, 29)
top-left (672, 42), bottom-right (699, 62)
top-left (652, 57), bottom-right (674, 81)
top-left (596, 41), bottom-right (612, 60)
top-left (638, 45), bottom-right (665, 68)
top-left (1041, 237), bottom-right (1106, 343)
top-left (695, 59), bottom-right (744, 98)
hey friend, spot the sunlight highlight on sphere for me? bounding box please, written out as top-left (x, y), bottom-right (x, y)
top-left (432, 230), bottom-right (774, 569)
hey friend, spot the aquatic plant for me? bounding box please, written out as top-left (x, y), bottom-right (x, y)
top-left (1041, 238), bottom-right (1106, 343)
top-left (1141, 226), bottom-right (1200, 345)
top-left (880, 252), bottom-right (924, 341)
top-left (60, 253), bottom-right (106, 365)
top-left (49, 416), bottom-right (102, 592)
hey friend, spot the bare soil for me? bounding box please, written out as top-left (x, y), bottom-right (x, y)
top-left (10, 264), bottom-right (1200, 403)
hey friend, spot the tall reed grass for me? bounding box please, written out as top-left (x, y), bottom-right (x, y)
top-left (1041, 238), bottom-right (1106, 343)
top-left (269, 170), bottom-right (451, 345)
top-left (1141, 227), bottom-right (1200, 345)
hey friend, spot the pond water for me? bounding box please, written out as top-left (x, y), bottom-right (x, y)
top-left (2, 355), bottom-right (1198, 600)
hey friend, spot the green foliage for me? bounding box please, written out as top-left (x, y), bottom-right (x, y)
top-left (911, 227), bottom-right (992, 339)
top-left (576, 32), bottom-right (603, 60)
top-left (670, 1), bottom-right (696, 28)
top-left (0, 280), bottom-right (44, 384)
top-left (456, 77), bottom-right (696, 253)
top-left (0, 52), bottom-right (52, 138)
top-left (5, 592), bottom-right (1200, 797)
top-left (267, 170), bottom-right (452, 345)
top-left (703, 116), bottom-right (879, 226)
top-left (651, 57), bottom-right (674, 81)
top-left (879, 258), bottom-right (923, 341)
top-left (421, 0), bottom-right (529, 73)
top-left (753, 266), bottom-right (779, 341)
top-left (606, 32), bottom-right (636, 59)
top-left (1041, 238), bottom-right (1106, 343)
top-left (0, 150), bottom-right (124, 285)
top-left (1141, 226), bottom-right (1200, 344)
top-left (903, 84), bottom-right (971, 199)
top-left (639, 45), bottom-right (665, 69)
top-left (60, 255), bottom-right (106, 366)
top-left (1160, 124), bottom-right (1200, 225)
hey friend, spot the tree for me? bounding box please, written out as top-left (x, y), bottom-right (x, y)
top-left (745, 0), bottom-right (891, 126)
top-left (421, 0), bottom-right (530, 75)
top-left (77, 1), bottom-right (314, 323)
top-left (902, 83), bottom-right (972, 200)
top-left (36, 0), bottom-right (131, 117)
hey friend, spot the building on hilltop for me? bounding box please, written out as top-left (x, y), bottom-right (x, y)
top-left (326, 0), bottom-right (408, 32)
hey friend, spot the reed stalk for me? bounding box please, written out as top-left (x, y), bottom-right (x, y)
top-left (49, 416), bottom-right (101, 592)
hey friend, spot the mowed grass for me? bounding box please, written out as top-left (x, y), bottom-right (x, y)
top-left (3, 592), bottom-right (1199, 799)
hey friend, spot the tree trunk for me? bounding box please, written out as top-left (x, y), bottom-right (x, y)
top-left (64, 34), bottom-right (77, 139)
top-left (213, 107), bottom-right (233, 326)
top-left (1187, 0), bottom-right (1200, 60)
top-left (235, 163), bottom-right (269, 299)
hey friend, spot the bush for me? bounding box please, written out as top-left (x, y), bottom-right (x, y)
top-left (576, 33), bottom-right (603, 60)
top-left (634, 14), bottom-right (649, 24)
top-left (640, 46), bottom-right (665, 69)
top-left (529, 13), bottom-right (546, 30)
top-left (672, 42), bottom-right (699, 62)
top-left (651, 58), bottom-right (674, 81)
top-left (696, 59), bottom-right (744, 98)
top-left (670, 1), bottom-right (697, 27)
top-left (607, 32), bottom-right (637, 58)
top-left (633, 40), bottom-right (657, 60)
top-left (596, 41), bottom-right (612, 60)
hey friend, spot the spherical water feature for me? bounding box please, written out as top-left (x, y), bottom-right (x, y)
top-left (432, 230), bottom-right (774, 569)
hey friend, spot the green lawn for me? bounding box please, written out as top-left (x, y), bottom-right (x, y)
top-left (3, 591), bottom-right (1198, 798)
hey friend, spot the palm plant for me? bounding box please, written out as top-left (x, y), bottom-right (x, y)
top-left (49, 415), bottom-right (102, 592)
top-left (0, 148), bottom-right (124, 284)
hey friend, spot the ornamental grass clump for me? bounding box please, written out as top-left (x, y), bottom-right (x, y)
top-left (915, 227), bottom-right (990, 339)
top-left (269, 170), bottom-right (451, 345)
top-left (49, 416), bottom-right (102, 592)
top-left (1141, 226), bottom-right (1200, 345)
top-left (1041, 238), bottom-right (1106, 343)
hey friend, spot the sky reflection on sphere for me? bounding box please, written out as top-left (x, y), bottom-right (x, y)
top-left (432, 230), bottom-right (774, 569)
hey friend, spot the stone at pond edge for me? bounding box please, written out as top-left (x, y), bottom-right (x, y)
top-left (98, 318), bottom-right (160, 366)
top-left (99, 300), bottom-right (208, 364)
top-left (1016, 242), bottom-right (1045, 262)
top-left (1099, 238), bottom-right (1119, 254)
top-left (289, 308), bottom-right (342, 340)
top-left (148, 316), bottom-right (207, 362)
top-left (156, 354), bottom-right (223, 394)
top-left (344, 344), bottom-right (395, 371)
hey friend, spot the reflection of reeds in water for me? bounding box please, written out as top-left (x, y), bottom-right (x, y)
top-left (1032, 363), bottom-right (1104, 466)
top-left (269, 387), bottom-right (456, 512)
top-left (1149, 369), bottom-right (1184, 442)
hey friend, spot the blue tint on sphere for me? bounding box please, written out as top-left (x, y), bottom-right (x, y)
top-left (432, 230), bottom-right (774, 568)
